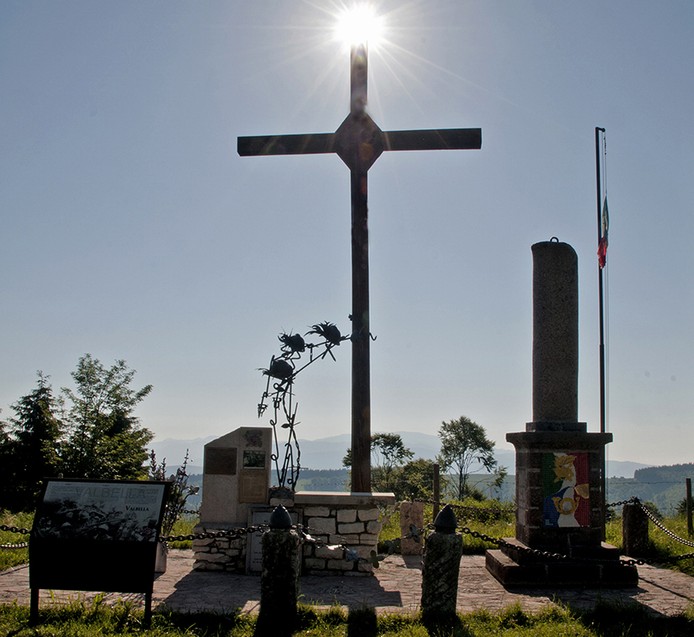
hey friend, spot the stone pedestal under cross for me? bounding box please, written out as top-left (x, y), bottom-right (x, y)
top-left (238, 43), bottom-right (481, 492)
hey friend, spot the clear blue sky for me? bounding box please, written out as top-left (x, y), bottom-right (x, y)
top-left (1, 1), bottom-right (692, 467)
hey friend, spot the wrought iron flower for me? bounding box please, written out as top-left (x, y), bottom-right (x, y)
top-left (258, 319), bottom-right (347, 491)
top-left (279, 332), bottom-right (306, 353)
top-left (261, 358), bottom-right (294, 380)
top-left (307, 321), bottom-right (344, 347)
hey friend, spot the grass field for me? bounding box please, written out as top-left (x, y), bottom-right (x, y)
top-left (0, 598), bottom-right (692, 636)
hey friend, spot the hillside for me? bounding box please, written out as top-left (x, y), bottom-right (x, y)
top-left (634, 463), bottom-right (694, 483)
top-left (606, 463), bottom-right (694, 514)
top-left (150, 432), bottom-right (651, 478)
top-left (153, 432), bottom-right (681, 514)
top-left (183, 466), bottom-right (689, 514)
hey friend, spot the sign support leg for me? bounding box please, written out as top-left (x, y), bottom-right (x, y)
top-left (30, 588), bottom-right (39, 625)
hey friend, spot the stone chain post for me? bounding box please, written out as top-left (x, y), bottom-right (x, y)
top-left (622, 502), bottom-right (649, 557)
top-left (400, 501), bottom-right (424, 556)
top-left (421, 504), bottom-right (462, 626)
top-left (256, 506), bottom-right (300, 636)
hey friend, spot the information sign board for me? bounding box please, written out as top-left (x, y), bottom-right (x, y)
top-left (29, 479), bottom-right (169, 623)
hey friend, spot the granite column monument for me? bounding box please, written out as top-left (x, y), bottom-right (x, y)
top-left (486, 239), bottom-right (637, 586)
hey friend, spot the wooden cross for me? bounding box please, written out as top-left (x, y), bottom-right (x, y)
top-left (239, 44), bottom-right (482, 492)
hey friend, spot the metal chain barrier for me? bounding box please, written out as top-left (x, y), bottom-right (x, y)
top-left (0, 524), bottom-right (31, 550)
top-left (616, 556), bottom-right (647, 567)
top-left (0, 524), bottom-right (32, 535)
top-left (159, 509), bottom-right (405, 568)
top-left (606, 497), bottom-right (638, 508)
top-left (635, 498), bottom-right (694, 548)
top-left (159, 498), bottom-right (694, 569)
top-left (0, 518), bottom-right (385, 568)
top-left (454, 523), bottom-right (655, 567)
top-left (408, 496), bottom-right (693, 568)
top-left (657, 551), bottom-right (694, 564)
top-left (0, 541), bottom-right (29, 550)
top-left (0, 541), bottom-right (29, 549)
top-left (406, 498), bottom-right (660, 567)
top-left (159, 524), bottom-right (268, 544)
top-left (453, 499), bottom-right (694, 568)
top-left (415, 498), bottom-right (515, 522)
top-left (457, 525), bottom-right (574, 562)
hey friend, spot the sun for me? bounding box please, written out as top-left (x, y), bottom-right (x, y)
top-left (333, 3), bottom-right (385, 48)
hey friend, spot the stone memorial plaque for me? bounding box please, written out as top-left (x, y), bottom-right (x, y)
top-left (239, 473), bottom-right (268, 504)
top-left (198, 427), bottom-right (272, 529)
top-left (205, 447), bottom-right (237, 475)
top-left (243, 450), bottom-right (266, 468)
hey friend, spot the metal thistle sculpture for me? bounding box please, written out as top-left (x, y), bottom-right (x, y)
top-left (258, 321), bottom-right (349, 492)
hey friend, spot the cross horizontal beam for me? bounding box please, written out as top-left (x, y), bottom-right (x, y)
top-left (382, 128), bottom-right (481, 152)
top-left (238, 127), bottom-right (481, 158)
top-left (237, 133), bottom-right (335, 157)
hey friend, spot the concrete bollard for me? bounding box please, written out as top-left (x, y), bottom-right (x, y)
top-left (255, 506), bottom-right (301, 637)
top-left (622, 502), bottom-right (649, 557)
top-left (421, 505), bottom-right (462, 626)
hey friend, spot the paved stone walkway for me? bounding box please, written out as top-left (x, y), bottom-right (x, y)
top-left (1, 551), bottom-right (693, 618)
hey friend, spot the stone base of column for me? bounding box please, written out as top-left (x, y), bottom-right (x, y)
top-left (489, 422), bottom-right (638, 587)
top-left (507, 426), bottom-right (613, 552)
top-left (486, 539), bottom-right (638, 587)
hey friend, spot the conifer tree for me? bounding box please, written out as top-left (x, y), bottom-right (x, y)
top-left (0, 372), bottom-right (62, 510)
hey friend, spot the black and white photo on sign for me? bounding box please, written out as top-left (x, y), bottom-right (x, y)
top-left (35, 481), bottom-right (166, 542)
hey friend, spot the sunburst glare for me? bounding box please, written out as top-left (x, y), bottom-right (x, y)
top-left (243, 1), bottom-right (472, 127)
top-left (333, 3), bottom-right (385, 49)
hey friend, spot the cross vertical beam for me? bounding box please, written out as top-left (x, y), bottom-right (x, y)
top-left (351, 165), bottom-right (370, 492)
top-left (350, 44), bottom-right (371, 491)
top-left (238, 41), bottom-right (482, 493)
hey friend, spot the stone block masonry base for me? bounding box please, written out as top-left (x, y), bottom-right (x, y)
top-left (193, 491), bottom-right (395, 576)
top-left (192, 533), bottom-right (247, 573)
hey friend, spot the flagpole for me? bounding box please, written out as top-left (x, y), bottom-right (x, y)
top-left (595, 127), bottom-right (606, 434)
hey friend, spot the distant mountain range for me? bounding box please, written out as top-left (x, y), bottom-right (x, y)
top-left (149, 430), bottom-right (650, 479)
